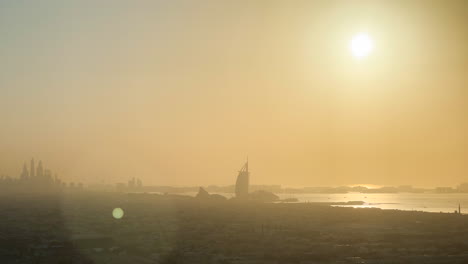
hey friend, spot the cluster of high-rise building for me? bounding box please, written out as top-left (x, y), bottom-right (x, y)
top-left (20, 159), bottom-right (61, 185)
top-left (128, 177), bottom-right (143, 188)
top-left (0, 159), bottom-right (64, 189)
top-left (115, 177), bottom-right (143, 192)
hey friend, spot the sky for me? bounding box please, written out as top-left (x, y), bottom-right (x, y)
top-left (1, 0), bottom-right (468, 187)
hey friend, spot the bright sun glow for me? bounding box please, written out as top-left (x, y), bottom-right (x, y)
top-left (350, 33), bottom-right (374, 59)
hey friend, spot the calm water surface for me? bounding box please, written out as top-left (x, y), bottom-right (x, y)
top-left (281, 193), bottom-right (468, 213)
top-left (183, 192), bottom-right (468, 213)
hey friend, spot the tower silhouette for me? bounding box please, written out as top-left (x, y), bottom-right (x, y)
top-left (21, 163), bottom-right (29, 180)
top-left (37, 161), bottom-right (44, 179)
top-left (235, 159), bottom-right (250, 198)
top-left (30, 159), bottom-right (35, 178)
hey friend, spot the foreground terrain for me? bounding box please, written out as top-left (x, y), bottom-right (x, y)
top-left (1, 191), bottom-right (468, 264)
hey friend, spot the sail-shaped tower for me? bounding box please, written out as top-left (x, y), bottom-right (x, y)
top-left (235, 159), bottom-right (250, 198)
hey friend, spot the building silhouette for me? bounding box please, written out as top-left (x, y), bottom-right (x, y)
top-left (125, 177), bottom-right (143, 191)
top-left (30, 158), bottom-right (35, 178)
top-left (235, 159), bottom-right (250, 198)
top-left (20, 163), bottom-right (29, 180)
top-left (0, 158), bottom-right (65, 192)
top-left (37, 160), bottom-right (44, 179)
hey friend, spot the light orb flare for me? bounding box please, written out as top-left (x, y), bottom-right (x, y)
top-left (112, 208), bottom-right (124, 219)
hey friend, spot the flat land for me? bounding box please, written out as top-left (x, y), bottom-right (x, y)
top-left (1, 191), bottom-right (468, 264)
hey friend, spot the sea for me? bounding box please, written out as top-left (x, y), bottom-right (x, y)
top-left (181, 192), bottom-right (468, 214)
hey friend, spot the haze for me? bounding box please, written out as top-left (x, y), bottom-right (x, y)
top-left (1, 0), bottom-right (468, 187)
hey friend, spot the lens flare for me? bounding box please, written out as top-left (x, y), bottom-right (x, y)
top-left (112, 208), bottom-right (124, 219)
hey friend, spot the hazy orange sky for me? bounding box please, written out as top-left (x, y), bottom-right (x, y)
top-left (1, 0), bottom-right (467, 187)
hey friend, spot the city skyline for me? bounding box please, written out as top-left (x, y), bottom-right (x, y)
top-left (2, 157), bottom-right (468, 190)
top-left (3, 2), bottom-right (468, 264)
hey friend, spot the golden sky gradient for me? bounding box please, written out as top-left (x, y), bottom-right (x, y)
top-left (1, 0), bottom-right (468, 187)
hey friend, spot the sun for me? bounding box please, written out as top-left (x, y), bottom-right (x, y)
top-left (350, 33), bottom-right (374, 59)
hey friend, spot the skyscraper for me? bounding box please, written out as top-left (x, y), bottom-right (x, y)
top-left (37, 161), bottom-right (44, 179)
top-left (235, 159), bottom-right (250, 198)
top-left (20, 163), bottom-right (29, 180)
top-left (30, 159), bottom-right (35, 178)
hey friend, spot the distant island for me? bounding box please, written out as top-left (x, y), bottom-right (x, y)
top-left (106, 183), bottom-right (468, 195)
